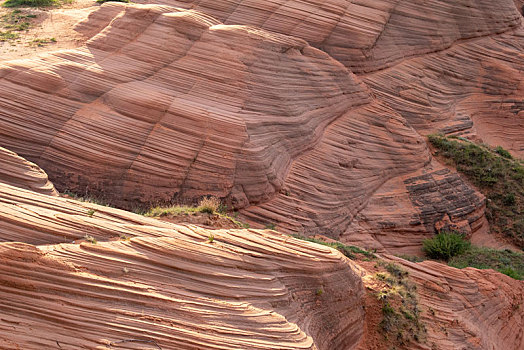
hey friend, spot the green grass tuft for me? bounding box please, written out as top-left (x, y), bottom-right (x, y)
top-left (265, 223), bottom-right (276, 230)
top-left (145, 197), bottom-right (250, 229)
top-left (3, 0), bottom-right (59, 7)
top-left (84, 234), bottom-right (97, 244)
top-left (96, 0), bottom-right (129, 3)
top-left (449, 246), bottom-right (523, 280)
top-left (376, 261), bottom-right (426, 345)
top-left (292, 235), bottom-right (376, 260)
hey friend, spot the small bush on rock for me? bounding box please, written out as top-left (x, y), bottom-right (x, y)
top-left (423, 231), bottom-right (471, 261)
top-left (198, 196), bottom-right (221, 214)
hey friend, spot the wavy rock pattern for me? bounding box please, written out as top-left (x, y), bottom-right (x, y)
top-left (0, 3), bottom-right (371, 210)
top-left (390, 256), bottom-right (524, 350)
top-left (0, 147), bottom-right (57, 196)
top-left (142, 0), bottom-right (522, 73)
top-left (237, 107), bottom-right (486, 249)
top-left (343, 162), bottom-right (486, 254)
top-left (143, 0), bottom-right (524, 155)
top-left (0, 182), bottom-right (364, 350)
top-left (0, 3), bottom-right (494, 252)
top-left (363, 28), bottom-right (524, 157)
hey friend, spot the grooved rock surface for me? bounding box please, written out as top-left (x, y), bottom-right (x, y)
top-left (132, 0), bottom-right (524, 156)
top-left (0, 3), bottom-right (370, 210)
top-left (135, 0), bottom-right (523, 73)
top-left (342, 161), bottom-right (486, 254)
top-left (0, 3), bottom-right (493, 252)
top-left (363, 28), bottom-right (524, 157)
top-left (0, 182), bottom-right (364, 350)
top-left (390, 256), bottom-right (524, 350)
top-left (0, 147), bottom-right (57, 196)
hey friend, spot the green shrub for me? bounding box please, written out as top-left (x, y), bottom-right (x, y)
top-left (503, 193), bottom-right (516, 206)
top-left (292, 235), bottom-right (376, 260)
top-left (0, 31), bottom-right (19, 41)
top-left (198, 196), bottom-right (221, 214)
top-left (265, 223), bottom-right (276, 230)
top-left (395, 255), bottom-right (425, 263)
top-left (495, 146), bottom-right (513, 159)
top-left (423, 232), bottom-right (471, 260)
top-left (84, 234), bottom-right (97, 244)
top-left (3, 0), bottom-right (58, 7)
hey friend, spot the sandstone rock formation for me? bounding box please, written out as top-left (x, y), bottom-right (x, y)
top-left (0, 3), bottom-right (496, 252)
top-left (0, 147), bottom-right (57, 196)
top-left (0, 182), bottom-right (364, 350)
top-left (362, 28), bottom-right (524, 157)
top-left (136, 0), bottom-right (522, 73)
top-left (0, 178), bottom-right (519, 349)
top-left (343, 161), bottom-right (486, 255)
top-left (0, 1), bottom-right (523, 350)
top-left (390, 256), bottom-right (524, 350)
top-left (0, 3), bottom-right (371, 210)
top-left (135, 0), bottom-right (524, 156)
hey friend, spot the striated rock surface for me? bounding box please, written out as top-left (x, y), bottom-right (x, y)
top-left (0, 147), bottom-right (57, 196)
top-left (0, 2), bottom-right (495, 252)
top-left (0, 3), bottom-right (371, 210)
top-left (363, 28), bottom-right (524, 157)
top-left (342, 161), bottom-right (486, 254)
top-left (390, 256), bottom-right (524, 350)
top-left (136, 0), bottom-right (522, 73)
top-left (0, 182), bottom-right (364, 350)
top-left (134, 0), bottom-right (524, 156)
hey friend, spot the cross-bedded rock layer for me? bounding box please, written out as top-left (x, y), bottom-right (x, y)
top-left (135, 0), bottom-right (523, 73)
top-left (0, 147), bottom-right (57, 196)
top-left (390, 256), bottom-right (524, 350)
top-left (0, 181), bottom-right (364, 350)
top-left (0, 3), bottom-right (494, 251)
top-left (137, 0), bottom-right (524, 156)
top-left (0, 3), bottom-right (371, 210)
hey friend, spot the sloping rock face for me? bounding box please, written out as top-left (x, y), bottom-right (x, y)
top-left (0, 147), bottom-right (57, 196)
top-left (0, 3), bottom-right (492, 252)
top-left (0, 3), bottom-right (371, 210)
top-left (390, 256), bottom-right (524, 350)
top-left (363, 28), bottom-right (524, 157)
top-left (0, 182), bottom-right (364, 350)
top-left (343, 161), bottom-right (486, 255)
top-left (138, 0), bottom-right (524, 157)
top-left (137, 0), bottom-right (522, 73)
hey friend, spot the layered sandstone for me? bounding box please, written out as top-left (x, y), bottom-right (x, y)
top-left (0, 147), bottom-right (57, 196)
top-left (136, 0), bottom-right (522, 73)
top-left (0, 3), bottom-right (371, 210)
top-left (363, 28), bottom-right (524, 157)
top-left (0, 182), bottom-right (364, 350)
top-left (133, 0), bottom-right (524, 156)
top-left (390, 256), bottom-right (524, 350)
top-left (0, 3), bottom-right (493, 252)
